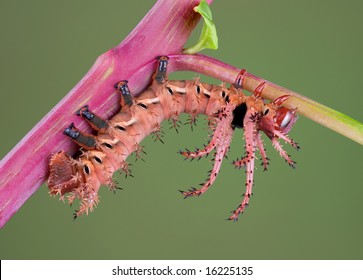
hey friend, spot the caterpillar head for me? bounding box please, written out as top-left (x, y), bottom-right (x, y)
top-left (259, 95), bottom-right (298, 138)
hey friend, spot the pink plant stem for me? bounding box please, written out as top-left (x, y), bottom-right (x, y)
top-left (0, 0), bottom-right (213, 228)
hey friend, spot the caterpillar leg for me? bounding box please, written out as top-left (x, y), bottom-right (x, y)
top-left (154, 56), bottom-right (169, 83)
top-left (76, 105), bottom-right (109, 132)
top-left (179, 103), bottom-right (235, 197)
top-left (179, 125), bottom-right (222, 159)
top-left (229, 159), bottom-right (255, 221)
top-left (180, 141), bottom-right (231, 197)
top-left (230, 108), bottom-right (259, 220)
top-left (116, 80), bottom-right (135, 108)
top-left (64, 123), bottom-right (97, 150)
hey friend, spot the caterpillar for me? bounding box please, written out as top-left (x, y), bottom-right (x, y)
top-left (47, 56), bottom-right (299, 221)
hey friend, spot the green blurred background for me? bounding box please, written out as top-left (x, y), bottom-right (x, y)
top-left (0, 0), bottom-right (362, 259)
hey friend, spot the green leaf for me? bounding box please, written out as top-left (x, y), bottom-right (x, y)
top-left (184, 0), bottom-right (218, 54)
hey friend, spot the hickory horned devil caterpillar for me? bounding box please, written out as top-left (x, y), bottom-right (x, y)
top-left (48, 56), bottom-right (299, 221)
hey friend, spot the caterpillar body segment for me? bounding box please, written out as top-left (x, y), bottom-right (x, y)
top-left (48, 56), bottom-right (299, 220)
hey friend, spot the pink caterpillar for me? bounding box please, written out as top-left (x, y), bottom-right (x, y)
top-left (47, 56), bottom-right (299, 220)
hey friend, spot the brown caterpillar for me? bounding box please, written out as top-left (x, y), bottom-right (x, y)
top-left (47, 56), bottom-right (299, 220)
